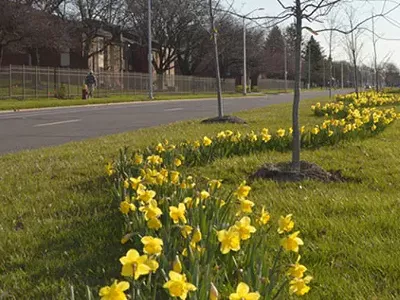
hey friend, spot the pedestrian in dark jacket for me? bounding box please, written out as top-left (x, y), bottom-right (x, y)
top-left (85, 71), bottom-right (97, 98)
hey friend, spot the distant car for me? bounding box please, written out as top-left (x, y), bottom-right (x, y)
top-left (365, 85), bottom-right (372, 90)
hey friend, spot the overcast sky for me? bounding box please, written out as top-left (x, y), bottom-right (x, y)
top-left (233, 0), bottom-right (400, 68)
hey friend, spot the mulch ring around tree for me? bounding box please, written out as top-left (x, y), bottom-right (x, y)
top-left (250, 161), bottom-right (361, 183)
top-left (201, 115), bottom-right (247, 124)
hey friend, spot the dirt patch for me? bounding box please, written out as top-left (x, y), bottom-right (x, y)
top-left (250, 161), bottom-right (360, 183)
top-left (201, 115), bottom-right (247, 124)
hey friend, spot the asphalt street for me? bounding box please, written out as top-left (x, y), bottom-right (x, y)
top-left (0, 90), bottom-right (348, 155)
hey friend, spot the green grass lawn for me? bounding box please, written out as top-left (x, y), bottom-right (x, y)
top-left (1, 96), bottom-right (399, 299)
top-left (0, 92), bottom-right (266, 111)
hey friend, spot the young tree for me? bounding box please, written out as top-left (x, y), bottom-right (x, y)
top-left (343, 7), bottom-right (364, 98)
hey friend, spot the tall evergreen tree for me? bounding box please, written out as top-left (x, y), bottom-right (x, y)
top-left (304, 36), bottom-right (325, 87)
top-left (264, 26), bottom-right (285, 79)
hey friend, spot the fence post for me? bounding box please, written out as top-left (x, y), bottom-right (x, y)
top-left (47, 67), bottom-right (50, 98)
top-left (22, 65), bottom-right (25, 100)
top-left (9, 64), bottom-right (12, 98)
top-left (35, 66), bottom-right (38, 99)
top-left (68, 68), bottom-right (71, 98)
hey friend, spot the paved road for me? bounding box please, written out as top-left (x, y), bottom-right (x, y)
top-left (0, 90), bottom-right (348, 155)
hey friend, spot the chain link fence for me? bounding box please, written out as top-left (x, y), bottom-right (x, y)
top-left (0, 65), bottom-right (294, 100)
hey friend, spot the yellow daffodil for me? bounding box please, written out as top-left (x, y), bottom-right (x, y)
top-left (261, 133), bottom-right (272, 142)
top-left (141, 236), bottom-right (163, 256)
top-left (169, 203), bottom-right (187, 224)
top-left (99, 280), bottom-right (129, 300)
top-left (256, 206), bottom-right (270, 225)
top-left (147, 155), bottom-right (163, 165)
top-left (240, 199), bottom-right (255, 214)
top-left (147, 217), bottom-right (162, 230)
top-left (276, 128), bottom-right (286, 137)
top-left (119, 249), bottom-right (152, 280)
top-left (287, 255), bottom-right (307, 278)
top-left (183, 197), bottom-right (193, 207)
top-left (181, 225), bottom-right (193, 238)
top-left (289, 276), bottom-right (312, 296)
top-left (233, 217), bottom-right (256, 240)
top-left (229, 282), bottom-right (260, 300)
top-left (163, 271), bottom-right (197, 300)
top-left (155, 143), bottom-right (165, 153)
top-left (137, 189), bottom-right (156, 203)
top-left (191, 227), bottom-right (202, 244)
top-left (139, 200), bottom-right (162, 220)
top-left (248, 131), bottom-right (258, 142)
top-left (210, 282), bottom-right (219, 300)
top-left (106, 162), bottom-right (114, 176)
top-left (129, 176), bottom-right (142, 190)
top-left (235, 182), bottom-right (251, 200)
top-left (145, 257), bottom-right (159, 272)
top-left (278, 214), bottom-right (294, 234)
top-left (173, 255), bottom-right (183, 273)
top-left (208, 179), bottom-right (222, 190)
top-left (121, 232), bottom-right (134, 245)
top-left (217, 131), bottom-right (226, 139)
top-left (174, 158), bottom-right (182, 167)
top-left (123, 180), bottom-right (129, 189)
top-left (193, 140), bottom-right (201, 148)
top-left (281, 231), bottom-right (304, 252)
top-left (120, 201), bottom-right (136, 215)
top-left (200, 190), bottom-right (210, 200)
top-left (134, 153), bottom-right (143, 165)
top-left (311, 127), bottom-right (320, 135)
top-left (217, 227), bottom-right (241, 254)
top-left (203, 136), bottom-right (213, 146)
top-left (170, 171), bottom-right (180, 184)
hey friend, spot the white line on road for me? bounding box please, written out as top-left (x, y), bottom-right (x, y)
top-left (164, 108), bottom-right (184, 112)
top-left (33, 119), bottom-right (81, 127)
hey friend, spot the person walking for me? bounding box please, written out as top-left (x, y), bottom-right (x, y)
top-left (85, 71), bottom-right (97, 98)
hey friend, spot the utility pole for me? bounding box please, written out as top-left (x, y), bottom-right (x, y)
top-left (243, 17), bottom-right (247, 95)
top-left (284, 39), bottom-right (288, 92)
top-left (308, 44), bottom-right (311, 89)
top-left (148, 0), bottom-right (153, 99)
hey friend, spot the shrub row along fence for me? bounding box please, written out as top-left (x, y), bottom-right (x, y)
top-left (0, 65), bottom-right (295, 100)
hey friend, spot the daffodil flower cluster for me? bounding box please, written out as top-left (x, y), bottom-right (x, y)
top-left (312, 91), bottom-right (400, 117)
top-left (100, 155), bottom-right (312, 299)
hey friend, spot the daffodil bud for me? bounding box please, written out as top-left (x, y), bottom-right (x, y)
top-left (173, 255), bottom-right (182, 273)
top-left (209, 282), bottom-right (219, 300)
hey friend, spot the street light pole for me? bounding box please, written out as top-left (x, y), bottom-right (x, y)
top-left (243, 17), bottom-right (247, 95)
top-left (148, 0), bottom-right (153, 99)
top-left (240, 8), bottom-right (264, 96)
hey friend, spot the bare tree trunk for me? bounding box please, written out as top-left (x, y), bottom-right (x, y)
top-left (208, 0), bottom-right (223, 118)
top-left (328, 55), bottom-right (332, 98)
top-left (0, 45), bottom-right (3, 67)
top-left (292, 0), bottom-right (302, 172)
top-left (372, 13), bottom-right (379, 92)
top-left (352, 49), bottom-right (359, 98)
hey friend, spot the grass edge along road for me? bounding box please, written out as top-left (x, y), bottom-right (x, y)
top-left (0, 92), bottom-right (266, 111)
top-left (0, 88), bottom-right (329, 111)
top-left (1, 94), bottom-right (399, 299)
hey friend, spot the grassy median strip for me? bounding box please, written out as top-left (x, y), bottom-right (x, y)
top-left (0, 92), bottom-right (268, 111)
top-left (0, 96), bottom-right (399, 299)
